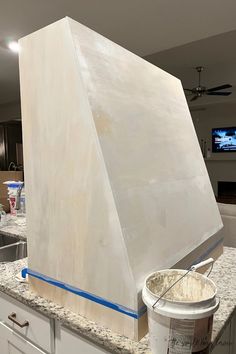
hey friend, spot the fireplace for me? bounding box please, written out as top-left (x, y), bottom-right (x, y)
top-left (217, 181), bottom-right (236, 204)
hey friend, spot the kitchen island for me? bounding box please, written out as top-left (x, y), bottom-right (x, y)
top-left (0, 241), bottom-right (235, 353)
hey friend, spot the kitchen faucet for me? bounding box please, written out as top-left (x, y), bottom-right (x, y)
top-left (16, 182), bottom-right (24, 210)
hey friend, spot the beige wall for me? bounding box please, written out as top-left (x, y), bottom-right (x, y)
top-left (192, 102), bottom-right (236, 195)
top-left (0, 101), bottom-right (21, 122)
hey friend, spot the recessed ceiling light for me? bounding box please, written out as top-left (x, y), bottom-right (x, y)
top-left (8, 41), bottom-right (19, 53)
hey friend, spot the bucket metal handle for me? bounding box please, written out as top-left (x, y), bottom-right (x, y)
top-left (191, 258), bottom-right (214, 272)
top-left (152, 258), bottom-right (214, 309)
top-left (216, 295), bottom-right (221, 307)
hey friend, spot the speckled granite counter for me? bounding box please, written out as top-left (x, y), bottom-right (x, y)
top-left (0, 216), bottom-right (26, 241)
top-left (0, 247), bottom-right (235, 353)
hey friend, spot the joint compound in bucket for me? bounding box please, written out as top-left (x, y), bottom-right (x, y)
top-left (142, 269), bottom-right (219, 354)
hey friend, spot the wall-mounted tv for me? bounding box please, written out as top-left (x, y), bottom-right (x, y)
top-left (212, 127), bottom-right (236, 152)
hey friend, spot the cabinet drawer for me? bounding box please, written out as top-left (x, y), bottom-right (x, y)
top-left (0, 321), bottom-right (47, 353)
top-left (0, 292), bottom-right (54, 353)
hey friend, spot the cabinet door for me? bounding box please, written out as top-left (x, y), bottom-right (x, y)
top-left (0, 125), bottom-right (6, 170)
top-left (231, 314), bottom-right (236, 354)
top-left (56, 325), bottom-right (108, 354)
top-left (0, 291), bottom-right (53, 353)
top-left (211, 318), bottom-right (235, 354)
top-left (0, 322), bottom-right (46, 354)
top-left (4, 122), bottom-right (23, 168)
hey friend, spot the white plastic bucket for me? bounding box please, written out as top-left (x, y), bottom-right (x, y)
top-left (142, 269), bottom-right (219, 354)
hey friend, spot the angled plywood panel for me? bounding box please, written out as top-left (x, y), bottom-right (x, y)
top-left (19, 17), bottom-right (223, 340)
top-left (68, 18), bottom-right (222, 287)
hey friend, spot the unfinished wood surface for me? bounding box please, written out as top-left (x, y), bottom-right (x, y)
top-left (19, 17), bottom-right (223, 340)
top-left (29, 277), bottom-right (147, 341)
top-left (174, 231), bottom-right (223, 272)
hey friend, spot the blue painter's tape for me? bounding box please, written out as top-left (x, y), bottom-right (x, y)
top-left (21, 268), bottom-right (146, 319)
top-left (21, 238), bottom-right (222, 320)
top-left (21, 268), bottom-right (28, 279)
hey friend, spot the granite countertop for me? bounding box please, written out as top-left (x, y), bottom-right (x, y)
top-left (0, 247), bottom-right (235, 353)
top-left (0, 215), bottom-right (26, 241)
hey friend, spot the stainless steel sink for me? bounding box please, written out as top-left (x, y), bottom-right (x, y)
top-left (0, 237), bottom-right (27, 262)
top-left (0, 234), bottom-right (19, 247)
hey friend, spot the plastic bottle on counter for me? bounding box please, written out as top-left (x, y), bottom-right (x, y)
top-left (3, 181), bottom-right (24, 216)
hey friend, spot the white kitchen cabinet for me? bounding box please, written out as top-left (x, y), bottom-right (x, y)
top-left (0, 291), bottom-right (235, 354)
top-left (211, 315), bottom-right (236, 354)
top-left (55, 324), bottom-right (109, 354)
top-left (0, 291), bottom-right (54, 354)
top-left (230, 314), bottom-right (236, 354)
top-left (232, 315), bottom-right (236, 354)
top-left (0, 321), bottom-right (46, 353)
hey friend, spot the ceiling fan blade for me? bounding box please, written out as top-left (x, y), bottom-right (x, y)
top-left (207, 84), bottom-right (232, 92)
top-left (190, 95), bottom-right (199, 101)
top-left (184, 88), bottom-right (193, 92)
top-left (207, 92), bottom-right (232, 96)
top-left (190, 107), bottom-right (206, 112)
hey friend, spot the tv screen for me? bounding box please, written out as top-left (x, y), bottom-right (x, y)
top-left (212, 127), bottom-right (236, 152)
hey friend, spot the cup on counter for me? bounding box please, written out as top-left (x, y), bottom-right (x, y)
top-left (3, 181), bottom-right (25, 216)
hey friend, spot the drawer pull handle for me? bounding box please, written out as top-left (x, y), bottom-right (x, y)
top-left (8, 312), bottom-right (29, 328)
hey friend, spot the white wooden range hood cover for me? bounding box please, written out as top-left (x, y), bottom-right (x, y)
top-left (19, 18), bottom-right (222, 340)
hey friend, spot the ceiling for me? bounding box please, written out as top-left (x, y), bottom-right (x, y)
top-left (1, 0), bottom-right (236, 104)
top-left (145, 30), bottom-right (236, 107)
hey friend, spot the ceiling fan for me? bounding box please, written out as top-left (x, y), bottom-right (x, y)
top-left (184, 66), bottom-right (232, 102)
